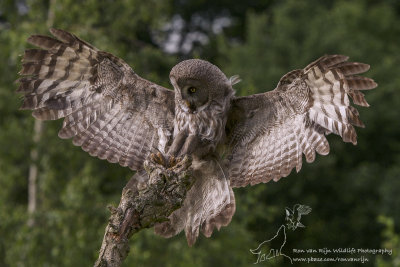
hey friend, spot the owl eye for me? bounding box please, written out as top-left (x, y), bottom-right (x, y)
top-left (188, 87), bottom-right (197, 93)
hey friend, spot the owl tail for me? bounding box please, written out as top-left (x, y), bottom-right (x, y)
top-left (154, 158), bottom-right (235, 246)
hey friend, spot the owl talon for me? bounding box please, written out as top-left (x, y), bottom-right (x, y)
top-left (168, 156), bottom-right (183, 168)
top-left (150, 152), bottom-right (166, 167)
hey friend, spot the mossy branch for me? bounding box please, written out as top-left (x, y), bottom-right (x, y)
top-left (94, 156), bottom-right (193, 267)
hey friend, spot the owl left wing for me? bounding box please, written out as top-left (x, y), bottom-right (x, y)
top-left (226, 55), bottom-right (377, 187)
top-left (17, 29), bottom-right (175, 171)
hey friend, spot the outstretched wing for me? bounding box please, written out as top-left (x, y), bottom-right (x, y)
top-left (226, 55), bottom-right (377, 187)
top-left (296, 204), bottom-right (312, 216)
top-left (17, 28), bottom-right (175, 171)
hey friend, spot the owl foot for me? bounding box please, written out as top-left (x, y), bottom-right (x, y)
top-left (150, 152), bottom-right (166, 167)
top-left (168, 156), bottom-right (183, 168)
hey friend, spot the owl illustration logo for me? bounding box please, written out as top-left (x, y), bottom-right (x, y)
top-left (250, 204), bottom-right (312, 264)
top-left (285, 204), bottom-right (312, 230)
top-left (250, 225), bottom-right (292, 264)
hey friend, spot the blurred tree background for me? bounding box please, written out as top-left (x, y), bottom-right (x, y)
top-left (0, 0), bottom-right (399, 266)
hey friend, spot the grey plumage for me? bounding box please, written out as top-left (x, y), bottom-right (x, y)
top-left (19, 28), bottom-right (175, 171)
top-left (226, 55), bottom-right (377, 187)
top-left (17, 29), bottom-right (377, 246)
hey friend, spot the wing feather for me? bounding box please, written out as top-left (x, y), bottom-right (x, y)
top-left (226, 55), bottom-right (376, 187)
top-left (17, 28), bottom-right (175, 170)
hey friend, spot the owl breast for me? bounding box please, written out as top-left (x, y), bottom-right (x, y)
top-left (174, 99), bottom-right (230, 152)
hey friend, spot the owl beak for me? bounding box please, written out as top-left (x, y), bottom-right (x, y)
top-left (184, 100), bottom-right (196, 113)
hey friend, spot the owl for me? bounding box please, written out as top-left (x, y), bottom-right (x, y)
top-left (17, 29), bottom-right (377, 246)
top-left (285, 204), bottom-right (312, 230)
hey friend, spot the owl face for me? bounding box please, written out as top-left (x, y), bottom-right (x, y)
top-left (174, 77), bottom-right (209, 113)
top-left (170, 59), bottom-right (231, 114)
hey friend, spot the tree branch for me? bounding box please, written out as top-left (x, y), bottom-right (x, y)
top-left (94, 156), bottom-right (194, 267)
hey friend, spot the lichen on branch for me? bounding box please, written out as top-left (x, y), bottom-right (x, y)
top-left (94, 156), bottom-right (194, 267)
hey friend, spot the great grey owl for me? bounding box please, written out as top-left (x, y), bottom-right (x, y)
top-left (17, 29), bottom-right (377, 246)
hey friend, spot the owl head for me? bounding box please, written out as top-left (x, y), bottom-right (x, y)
top-left (170, 59), bottom-right (233, 114)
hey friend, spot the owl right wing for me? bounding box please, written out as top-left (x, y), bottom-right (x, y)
top-left (17, 28), bottom-right (175, 171)
top-left (226, 55), bottom-right (377, 187)
top-left (296, 204), bottom-right (312, 216)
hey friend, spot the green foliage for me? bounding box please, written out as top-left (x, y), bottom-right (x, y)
top-left (376, 216), bottom-right (400, 266)
top-left (0, 0), bottom-right (399, 266)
